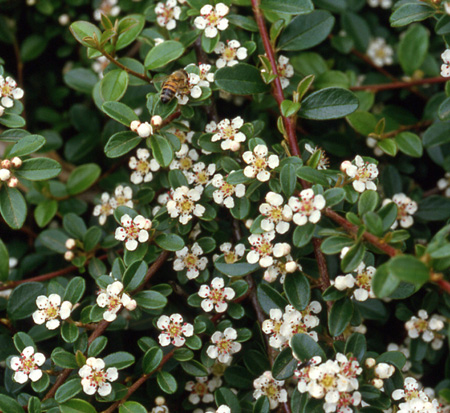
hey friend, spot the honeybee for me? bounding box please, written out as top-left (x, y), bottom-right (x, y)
top-left (160, 69), bottom-right (189, 103)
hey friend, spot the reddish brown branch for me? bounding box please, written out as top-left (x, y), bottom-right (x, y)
top-left (437, 279), bottom-right (450, 294)
top-left (350, 76), bottom-right (447, 92)
top-left (101, 49), bottom-right (152, 83)
top-left (250, 0), bottom-right (299, 157)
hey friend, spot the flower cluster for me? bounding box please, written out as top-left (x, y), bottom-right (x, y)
top-left (155, 0), bottom-right (182, 30)
top-left (0, 75), bottom-right (24, 115)
top-left (0, 156), bottom-right (21, 188)
top-left (405, 310), bottom-right (445, 350)
top-left (392, 377), bottom-right (443, 413)
top-left (364, 358), bottom-right (395, 389)
top-left (341, 155), bottom-right (379, 193)
top-left (262, 303), bottom-right (321, 349)
top-left (93, 185), bottom-right (134, 225)
top-left (332, 262), bottom-right (376, 301)
top-left (97, 280), bottom-right (137, 322)
top-left (295, 353), bottom-right (362, 413)
top-left (253, 371), bottom-right (288, 409)
top-left (382, 193), bottom-right (418, 229)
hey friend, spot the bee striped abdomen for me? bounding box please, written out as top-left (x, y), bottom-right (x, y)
top-left (160, 83), bottom-right (177, 103)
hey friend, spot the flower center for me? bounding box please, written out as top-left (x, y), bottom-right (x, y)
top-left (1, 83), bottom-right (11, 97)
top-left (108, 295), bottom-right (122, 312)
top-left (356, 272), bottom-right (371, 290)
top-left (356, 166), bottom-right (371, 182)
top-left (136, 160), bottom-right (150, 174)
top-left (184, 254), bottom-right (198, 268)
top-left (221, 125), bottom-right (236, 139)
top-left (217, 338), bottom-right (232, 353)
top-left (90, 370), bottom-right (107, 387)
top-left (253, 157), bottom-right (267, 171)
top-left (101, 203), bottom-right (113, 214)
top-left (210, 288), bottom-right (224, 303)
top-left (180, 157), bottom-right (193, 170)
top-left (168, 322), bottom-right (182, 338)
top-left (180, 199), bottom-right (194, 212)
top-left (161, 6), bottom-right (174, 22)
top-left (220, 182), bottom-right (235, 196)
top-left (264, 383), bottom-right (279, 399)
top-left (223, 47), bottom-right (237, 60)
top-left (125, 223), bottom-right (140, 240)
top-left (115, 195), bottom-right (127, 206)
top-left (320, 374), bottom-right (336, 390)
top-left (255, 239), bottom-right (272, 257)
top-left (268, 206), bottom-right (283, 221)
top-left (415, 319), bottom-right (428, 332)
top-left (45, 305), bottom-right (59, 320)
top-left (21, 357), bottom-right (37, 373)
top-left (205, 12), bottom-right (219, 26)
top-left (224, 251), bottom-right (237, 264)
top-left (193, 382), bottom-right (208, 395)
top-left (196, 171), bottom-right (208, 184)
top-left (300, 199), bottom-right (314, 215)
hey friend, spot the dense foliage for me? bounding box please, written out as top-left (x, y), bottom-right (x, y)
top-left (0, 0), bottom-right (450, 412)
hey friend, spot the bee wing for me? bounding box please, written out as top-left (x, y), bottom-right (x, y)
top-left (153, 74), bottom-right (170, 91)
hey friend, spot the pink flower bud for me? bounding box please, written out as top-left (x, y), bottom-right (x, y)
top-left (65, 238), bottom-right (76, 250)
top-left (1, 159), bottom-right (11, 169)
top-left (0, 168), bottom-right (11, 181)
top-left (7, 177), bottom-right (18, 187)
top-left (125, 299), bottom-right (137, 311)
top-left (64, 251), bottom-right (75, 261)
top-left (340, 160), bottom-right (352, 172)
top-left (11, 157), bottom-right (22, 168)
top-left (137, 122), bottom-right (153, 138)
top-left (372, 378), bottom-right (383, 389)
top-left (365, 357), bottom-right (376, 368)
top-left (151, 115), bottom-right (163, 127)
top-left (130, 120), bottom-right (141, 132)
top-left (143, 219), bottom-right (152, 230)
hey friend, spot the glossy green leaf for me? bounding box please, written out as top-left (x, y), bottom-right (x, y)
top-left (388, 255), bottom-right (430, 285)
top-left (0, 186), bottom-right (27, 229)
top-left (284, 273), bottom-right (310, 311)
top-left (67, 163), bottom-right (101, 195)
top-left (157, 371), bottom-right (177, 394)
top-left (7, 282), bottom-right (45, 320)
top-left (102, 101), bottom-right (139, 126)
top-left (100, 70), bottom-right (129, 101)
top-left (328, 298), bottom-right (353, 337)
top-left (144, 41), bottom-right (185, 70)
top-left (9, 134), bottom-right (46, 157)
top-left (142, 347), bottom-right (163, 374)
top-left (70, 21), bottom-right (102, 47)
top-left (398, 24), bottom-right (428, 75)
top-left (150, 134), bottom-right (173, 167)
top-left (390, 3), bottom-right (434, 27)
top-left (215, 63), bottom-right (269, 94)
top-left (55, 378), bottom-right (82, 404)
top-left (260, 0), bottom-right (313, 14)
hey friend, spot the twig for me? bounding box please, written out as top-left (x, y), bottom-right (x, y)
top-left (250, 0), bottom-right (299, 157)
top-left (350, 76), bottom-right (447, 92)
top-left (381, 120), bottom-right (432, 139)
top-left (101, 49), bottom-right (152, 83)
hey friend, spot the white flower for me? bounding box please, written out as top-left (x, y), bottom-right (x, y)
top-left (445, 1), bottom-right (450, 15)
top-left (277, 55), bottom-right (294, 89)
top-left (10, 346), bottom-right (46, 384)
top-left (166, 185), bottom-right (205, 224)
top-left (173, 243), bottom-right (208, 280)
top-left (260, 192), bottom-right (293, 234)
top-left (185, 162), bottom-right (216, 190)
top-left (247, 231), bottom-right (291, 268)
top-left (170, 143), bottom-right (199, 171)
top-left (0, 76), bottom-right (24, 108)
top-left (167, 120), bottom-right (195, 144)
top-left (341, 155), bottom-right (378, 193)
top-left (214, 40), bottom-right (248, 68)
top-left (332, 262), bottom-right (376, 302)
top-left (374, 363), bottom-right (395, 379)
top-left (93, 193), bottom-right (114, 225)
top-left (176, 72), bottom-right (203, 105)
top-left (263, 254), bottom-right (301, 283)
top-left (32, 294), bottom-right (72, 330)
top-left (382, 193), bottom-right (418, 229)
top-left (155, 0), bottom-right (181, 30)
top-left (129, 148), bottom-right (161, 184)
top-left (93, 0), bottom-right (120, 21)
top-left (392, 377), bottom-right (442, 413)
top-left (211, 173), bottom-right (246, 209)
top-left (194, 3), bottom-right (229, 38)
top-left (279, 302), bottom-right (321, 344)
top-left (437, 172), bottom-right (450, 197)
top-left (130, 121), bottom-right (153, 138)
top-left (115, 214), bottom-right (151, 251)
top-left (92, 56), bottom-right (109, 78)
top-left (198, 64), bottom-right (215, 87)
top-left (79, 357), bottom-right (118, 396)
top-left (211, 117), bottom-right (246, 151)
top-left (97, 281), bottom-right (137, 322)
top-left (262, 308), bottom-right (290, 349)
top-left (305, 144), bottom-right (329, 170)
top-left (442, 49), bottom-right (450, 78)
top-left (157, 313), bottom-right (194, 347)
top-left (288, 189), bottom-right (326, 226)
top-left (367, 0), bottom-right (392, 8)
top-left (112, 185), bottom-right (134, 209)
top-left (253, 371), bottom-right (288, 409)
top-left (242, 145), bottom-right (279, 182)
top-left (198, 277), bottom-right (235, 312)
top-left (405, 310), bottom-right (445, 349)
top-left (216, 406), bottom-right (231, 413)
top-left (367, 37), bottom-right (394, 67)
top-left (216, 242), bottom-right (246, 264)
top-left (185, 376), bottom-right (218, 404)
top-left (207, 327), bottom-right (242, 364)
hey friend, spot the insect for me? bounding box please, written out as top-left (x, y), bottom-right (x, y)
top-left (160, 69), bottom-right (189, 103)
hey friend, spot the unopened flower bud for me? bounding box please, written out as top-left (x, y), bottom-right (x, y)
top-left (229, 141), bottom-right (241, 151)
top-left (58, 14), bottom-right (70, 25)
top-left (130, 120), bottom-right (141, 132)
top-left (375, 362), bottom-right (395, 379)
top-left (340, 160), bottom-right (352, 172)
top-left (137, 122), bottom-right (153, 138)
top-left (155, 396), bottom-right (166, 406)
top-left (7, 177), bottom-right (18, 187)
top-left (0, 168), bottom-right (11, 181)
top-left (365, 357), bottom-right (376, 368)
top-left (143, 219), bottom-right (152, 230)
top-left (366, 137), bottom-right (378, 148)
top-left (245, 219), bottom-right (253, 229)
top-left (372, 378), bottom-right (384, 389)
top-left (151, 115), bottom-right (162, 127)
top-left (125, 300), bottom-right (137, 311)
top-left (1, 159), bottom-right (11, 169)
top-left (11, 157), bottom-right (22, 168)
top-left (64, 251), bottom-right (75, 261)
top-left (65, 238), bottom-right (76, 250)
top-left (285, 261), bottom-right (297, 273)
top-left (0, 106), bottom-right (4, 117)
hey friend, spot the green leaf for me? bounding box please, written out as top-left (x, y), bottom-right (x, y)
top-left (394, 132), bottom-right (423, 157)
top-left (280, 163), bottom-right (297, 197)
top-left (119, 401), bottom-right (148, 413)
top-left (344, 332), bottom-right (366, 362)
top-left (0, 238), bottom-right (9, 281)
top-left (70, 21), bottom-right (102, 47)
top-left (260, 0), bottom-right (313, 14)
top-left (292, 222), bottom-right (315, 248)
top-left (63, 213), bottom-right (87, 239)
top-left (181, 360), bottom-right (208, 376)
top-left (341, 243), bottom-right (365, 273)
top-left (144, 41), bottom-right (185, 70)
top-left (215, 387), bottom-right (242, 413)
top-left (27, 396), bottom-right (41, 413)
top-left (134, 290), bottom-right (168, 310)
top-left (34, 199), bottom-right (58, 228)
top-left (7, 282), bottom-right (45, 320)
top-left (67, 164), bottom-right (101, 195)
top-left (321, 236), bottom-right (354, 254)
top-left (9, 134), bottom-right (46, 157)
top-left (390, 3), bottom-right (434, 27)
top-left (272, 347), bottom-right (297, 380)
top-left (157, 371), bottom-right (177, 394)
top-left (88, 336), bottom-right (108, 357)
top-left (116, 14), bottom-right (145, 50)
top-left (104, 351), bottom-right (135, 370)
top-left (346, 111), bottom-right (377, 135)
top-left (296, 166), bottom-right (329, 185)
top-left (257, 283), bottom-right (288, 315)
top-left (13, 332), bottom-right (35, 352)
top-left (284, 273), bottom-right (310, 311)
top-left (150, 134), bottom-right (174, 167)
top-left (38, 229), bottom-right (68, 253)
top-left (328, 297), bottom-right (354, 337)
top-left (63, 277), bottom-right (86, 304)
top-left (299, 87), bottom-right (359, 120)
top-left (377, 138), bottom-right (398, 157)
top-left (52, 347), bottom-right (78, 368)
top-left (84, 227), bottom-right (102, 252)
top-left (253, 396), bottom-right (270, 413)
top-left (372, 263), bottom-right (400, 298)
top-left (123, 261), bottom-right (148, 291)
top-left (142, 347), bottom-right (163, 374)
top-left (415, 196), bottom-right (450, 221)
top-left (358, 190), bottom-right (379, 215)
top-left (55, 378), bottom-right (82, 404)
top-left (278, 10), bottom-right (335, 51)
top-left (398, 24), bottom-right (428, 75)
top-left (21, 34), bottom-right (47, 62)
top-left (102, 101), bottom-right (139, 126)
top-left (0, 394), bottom-right (25, 413)
top-left (100, 70), bottom-right (129, 101)
top-left (155, 233), bottom-right (185, 251)
top-left (61, 399), bottom-right (97, 413)
top-left (0, 186), bottom-right (27, 229)
top-left (341, 12), bottom-right (370, 52)
top-left (214, 255), bottom-right (260, 277)
top-left (215, 63), bottom-right (269, 94)
top-left (201, 31), bottom-right (219, 53)
top-left (14, 158), bottom-right (61, 181)
top-left (104, 130), bottom-right (142, 158)
top-left (324, 188), bottom-right (345, 207)
top-left (61, 322), bottom-right (79, 343)
top-left (0, 114), bottom-right (26, 128)
top-left (168, 169), bottom-right (189, 189)
top-left (388, 255), bottom-right (430, 285)
top-left (290, 333), bottom-right (326, 360)
top-left (64, 68), bottom-right (98, 94)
